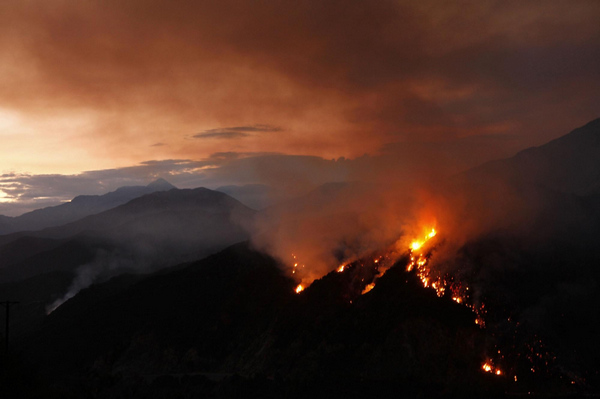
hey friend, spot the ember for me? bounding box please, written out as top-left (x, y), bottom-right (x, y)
top-left (482, 361), bottom-right (503, 376)
top-left (362, 282), bottom-right (375, 294)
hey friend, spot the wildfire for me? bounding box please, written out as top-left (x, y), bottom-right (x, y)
top-left (405, 227), bottom-right (488, 329)
top-left (482, 361), bottom-right (503, 377)
top-left (407, 227), bottom-right (445, 296)
top-left (291, 253), bottom-right (308, 291)
top-left (288, 221), bottom-right (564, 385)
top-left (410, 228), bottom-right (436, 251)
top-left (362, 282), bottom-right (375, 294)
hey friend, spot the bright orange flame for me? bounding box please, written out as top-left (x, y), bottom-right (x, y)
top-left (410, 228), bottom-right (436, 252)
top-left (295, 284), bottom-right (304, 294)
top-left (482, 361), bottom-right (503, 376)
top-left (362, 282), bottom-right (376, 295)
top-left (410, 240), bottom-right (423, 251)
top-left (337, 265), bottom-right (345, 273)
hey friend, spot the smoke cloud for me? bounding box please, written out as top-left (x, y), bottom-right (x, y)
top-left (1, 1), bottom-right (599, 175)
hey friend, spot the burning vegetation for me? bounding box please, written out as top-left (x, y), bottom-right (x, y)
top-left (287, 222), bottom-right (586, 389)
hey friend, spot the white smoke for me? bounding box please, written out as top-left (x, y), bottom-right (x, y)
top-left (46, 249), bottom-right (138, 314)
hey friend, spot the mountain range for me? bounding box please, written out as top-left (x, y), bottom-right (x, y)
top-left (468, 118), bottom-right (600, 196)
top-left (2, 118), bottom-right (600, 397)
top-left (0, 178), bottom-right (176, 235)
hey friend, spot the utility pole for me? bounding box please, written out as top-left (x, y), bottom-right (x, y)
top-left (1, 300), bottom-right (19, 353)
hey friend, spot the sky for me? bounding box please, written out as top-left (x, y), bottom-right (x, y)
top-left (1, 0), bottom-right (599, 215)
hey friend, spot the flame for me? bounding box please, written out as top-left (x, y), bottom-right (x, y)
top-left (482, 361), bottom-right (503, 376)
top-left (291, 253), bottom-right (310, 292)
top-left (405, 227), bottom-right (488, 328)
top-left (410, 228), bottom-right (436, 251)
top-left (407, 227), bottom-right (444, 297)
top-left (362, 282), bottom-right (375, 295)
top-left (291, 224), bottom-right (503, 380)
top-left (410, 240), bottom-right (423, 251)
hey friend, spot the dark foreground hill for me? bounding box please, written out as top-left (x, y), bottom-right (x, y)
top-left (12, 242), bottom-right (505, 399)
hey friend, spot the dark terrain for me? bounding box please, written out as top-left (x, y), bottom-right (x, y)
top-left (2, 119), bottom-right (600, 398)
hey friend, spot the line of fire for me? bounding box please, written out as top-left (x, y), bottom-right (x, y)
top-left (290, 223), bottom-right (576, 390)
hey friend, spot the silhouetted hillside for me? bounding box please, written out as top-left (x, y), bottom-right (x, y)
top-left (5, 120), bottom-right (600, 398)
top-left (426, 119), bottom-right (600, 393)
top-left (0, 178), bottom-right (176, 235)
top-left (466, 118), bottom-right (600, 195)
top-left (0, 187), bottom-right (256, 283)
top-left (21, 242), bottom-right (503, 398)
top-left (216, 184), bottom-right (273, 210)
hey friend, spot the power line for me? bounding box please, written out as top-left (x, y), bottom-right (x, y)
top-left (1, 301), bottom-right (19, 353)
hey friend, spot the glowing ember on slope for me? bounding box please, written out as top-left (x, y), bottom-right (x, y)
top-left (362, 282), bottom-right (375, 294)
top-left (482, 361), bottom-right (503, 376)
top-left (405, 227), bottom-right (488, 329)
top-left (407, 227), bottom-right (443, 295)
top-left (282, 223), bottom-right (571, 386)
top-left (290, 252), bottom-right (310, 290)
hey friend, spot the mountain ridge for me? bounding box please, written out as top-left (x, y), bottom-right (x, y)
top-left (464, 117), bottom-right (600, 195)
top-left (0, 187), bottom-right (256, 283)
top-left (0, 179), bottom-right (178, 235)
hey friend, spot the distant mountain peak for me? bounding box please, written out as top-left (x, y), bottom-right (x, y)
top-left (146, 178), bottom-right (176, 191)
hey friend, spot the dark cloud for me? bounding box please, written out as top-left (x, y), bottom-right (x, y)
top-left (1, 0), bottom-right (598, 172)
top-left (193, 124), bottom-right (281, 139)
top-left (194, 131), bottom-right (249, 140)
top-left (208, 151), bottom-right (278, 160)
